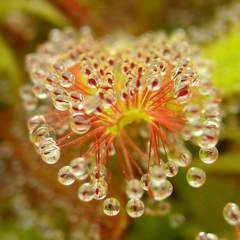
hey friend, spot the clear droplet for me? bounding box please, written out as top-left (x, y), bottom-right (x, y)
top-left (69, 91), bottom-right (84, 111)
top-left (70, 157), bottom-right (88, 180)
top-left (223, 202), bottom-right (240, 226)
top-left (53, 94), bottom-right (70, 111)
top-left (126, 199), bottom-right (144, 218)
top-left (33, 84), bottom-right (48, 99)
top-left (187, 167), bottom-right (206, 188)
top-left (184, 103), bottom-right (201, 124)
top-left (164, 161), bottom-right (179, 177)
top-left (195, 232), bottom-right (218, 240)
top-left (206, 233), bottom-right (218, 240)
top-left (27, 115), bottom-right (46, 133)
top-left (175, 150), bottom-right (192, 167)
top-left (148, 75), bottom-right (162, 91)
top-left (40, 142), bottom-right (60, 164)
top-left (195, 232), bottom-right (208, 240)
top-left (70, 114), bottom-right (90, 134)
top-left (151, 180), bottom-right (173, 201)
top-left (175, 86), bottom-right (190, 103)
top-left (140, 174), bottom-right (150, 191)
top-left (78, 182), bottom-right (95, 202)
top-left (58, 166), bottom-right (75, 185)
top-left (90, 165), bottom-right (107, 180)
top-left (45, 73), bottom-right (59, 91)
top-left (30, 124), bottom-right (55, 146)
top-left (126, 179), bottom-right (144, 199)
top-left (145, 199), bottom-right (171, 216)
top-left (93, 179), bottom-right (108, 200)
top-left (103, 198), bottom-right (120, 216)
top-left (23, 96), bottom-right (38, 111)
top-left (60, 71), bottom-right (75, 88)
top-left (149, 165), bottom-right (166, 186)
top-left (196, 128), bottom-right (218, 149)
top-left (199, 147), bottom-right (218, 164)
top-left (169, 213), bottom-right (185, 228)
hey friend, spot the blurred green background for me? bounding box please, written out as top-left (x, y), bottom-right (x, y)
top-left (0, 0), bottom-right (240, 239)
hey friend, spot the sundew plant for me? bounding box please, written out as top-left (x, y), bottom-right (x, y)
top-left (0, 1), bottom-right (240, 240)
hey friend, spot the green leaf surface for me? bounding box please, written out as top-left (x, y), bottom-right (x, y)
top-left (0, 0), bottom-right (69, 27)
top-left (202, 25), bottom-right (240, 96)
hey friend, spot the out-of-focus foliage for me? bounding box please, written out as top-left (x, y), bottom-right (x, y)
top-left (0, 0), bottom-right (68, 27)
top-left (0, 35), bottom-right (20, 103)
top-left (203, 25), bottom-right (240, 96)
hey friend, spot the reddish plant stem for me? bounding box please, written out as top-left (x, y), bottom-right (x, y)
top-left (121, 130), bottom-right (148, 162)
top-left (113, 141), bottom-right (129, 180)
top-left (235, 225), bottom-right (240, 240)
top-left (48, 0), bottom-right (88, 27)
top-left (150, 125), bottom-right (161, 165)
top-left (119, 135), bottom-right (134, 179)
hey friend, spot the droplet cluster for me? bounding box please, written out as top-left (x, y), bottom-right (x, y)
top-left (195, 232), bottom-right (219, 240)
top-left (223, 202), bottom-right (240, 226)
top-left (22, 27), bottom-right (221, 217)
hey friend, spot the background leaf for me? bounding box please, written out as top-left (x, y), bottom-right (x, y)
top-left (203, 25), bottom-right (240, 96)
top-left (0, 0), bottom-right (69, 27)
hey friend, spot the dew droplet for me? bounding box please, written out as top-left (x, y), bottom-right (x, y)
top-left (148, 75), bottom-right (162, 91)
top-left (20, 84), bottom-right (34, 100)
top-left (184, 103), bottom-right (201, 124)
top-left (69, 91), bottom-right (84, 111)
top-left (53, 94), bottom-right (70, 111)
top-left (27, 115), bottom-right (46, 133)
top-left (206, 233), bottom-right (218, 240)
top-left (195, 232), bottom-right (218, 240)
top-left (175, 149), bottom-right (192, 167)
top-left (150, 180), bottom-right (173, 201)
top-left (70, 157), bottom-right (88, 180)
top-left (90, 165), bottom-right (107, 180)
top-left (103, 198), bottom-right (120, 216)
top-left (78, 182), bottom-right (95, 202)
top-left (126, 179), bottom-right (144, 199)
top-left (30, 124), bottom-right (55, 146)
top-left (70, 114), bottom-right (90, 134)
top-left (199, 147), bottom-right (218, 164)
top-left (169, 213), bottom-right (185, 228)
top-left (45, 73), bottom-right (59, 91)
top-left (23, 96), bottom-right (38, 111)
top-left (40, 142), bottom-right (60, 164)
top-left (126, 199), bottom-right (144, 218)
top-left (195, 232), bottom-right (208, 240)
top-left (223, 202), bottom-right (240, 226)
top-left (196, 128), bottom-right (218, 149)
top-left (60, 71), bottom-right (75, 88)
top-left (33, 84), bottom-right (48, 99)
top-left (145, 199), bottom-right (171, 216)
top-left (93, 179), bottom-right (108, 200)
top-left (140, 174), bottom-right (150, 191)
top-left (58, 166), bottom-right (75, 185)
top-left (187, 167), bottom-right (206, 188)
top-left (164, 161), bottom-right (179, 177)
top-left (37, 137), bottom-right (56, 151)
top-left (149, 165), bottom-right (166, 186)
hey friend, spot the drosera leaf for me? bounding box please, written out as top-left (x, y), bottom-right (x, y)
top-left (0, 0), bottom-right (69, 27)
top-left (202, 25), bottom-right (240, 96)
